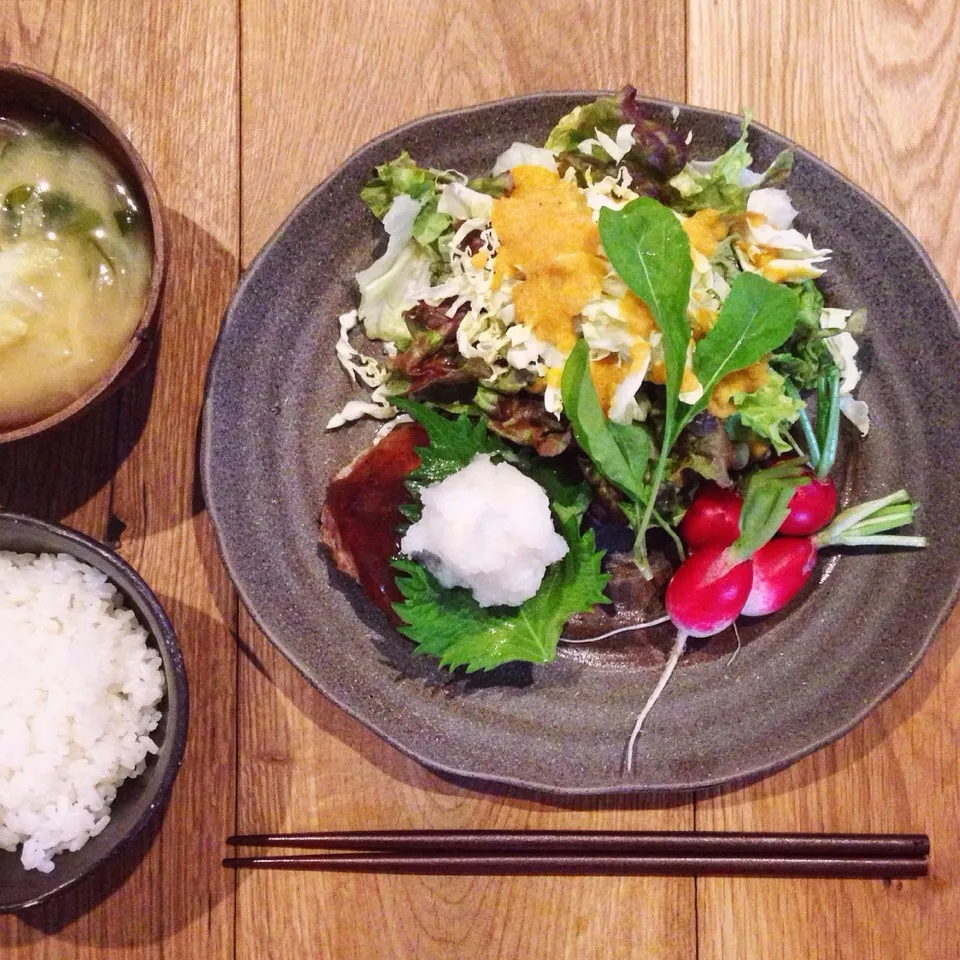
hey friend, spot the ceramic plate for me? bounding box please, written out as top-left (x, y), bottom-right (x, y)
top-left (201, 92), bottom-right (960, 794)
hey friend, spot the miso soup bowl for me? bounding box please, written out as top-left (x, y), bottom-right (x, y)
top-left (0, 63), bottom-right (167, 445)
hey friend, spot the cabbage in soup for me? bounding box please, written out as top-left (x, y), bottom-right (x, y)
top-left (0, 114), bottom-right (153, 430)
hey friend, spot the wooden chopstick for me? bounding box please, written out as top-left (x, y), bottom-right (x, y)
top-left (223, 831), bottom-right (929, 879)
top-left (222, 852), bottom-right (927, 879)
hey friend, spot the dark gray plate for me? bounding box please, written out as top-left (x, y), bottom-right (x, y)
top-left (201, 92), bottom-right (960, 795)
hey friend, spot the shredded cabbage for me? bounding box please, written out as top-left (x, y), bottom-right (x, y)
top-left (492, 142), bottom-right (557, 176)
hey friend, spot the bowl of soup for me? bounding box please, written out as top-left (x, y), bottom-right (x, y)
top-left (0, 63), bottom-right (165, 443)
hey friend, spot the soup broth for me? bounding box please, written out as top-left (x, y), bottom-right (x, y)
top-left (0, 113), bottom-right (153, 430)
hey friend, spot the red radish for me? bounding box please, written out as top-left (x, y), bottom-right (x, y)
top-left (741, 537), bottom-right (817, 616)
top-left (679, 482), bottom-right (742, 549)
top-left (625, 488), bottom-right (926, 774)
top-left (626, 544), bottom-right (753, 772)
top-left (741, 488), bottom-right (927, 618)
top-left (778, 471), bottom-right (837, 536)
top-left (665, 544), bottom-right (754, 638)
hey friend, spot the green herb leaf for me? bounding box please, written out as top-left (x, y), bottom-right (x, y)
top-left (599, 199), bottom-right (692, 420)
top-left (392, 512), bottom-right (608, 672)
top-left (389, 396), bottom-right (605, 671)
top-left (683, 271), bottom-right (798, 425)
top-left (597, 197), bottom-right (693, 576)
top-left (560, 338), bottom-right (650, 504)
top-left (391, 396), bottom-right (502, 492)
top-left (394, 395), bottom-right (592, 526)
top-left (731, 461), bottom-right (810, 561)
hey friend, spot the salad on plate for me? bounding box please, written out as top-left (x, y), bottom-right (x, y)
top-left (319, 87), bottom-right (925, 769)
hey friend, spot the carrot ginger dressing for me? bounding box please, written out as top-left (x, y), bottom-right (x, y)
top-left (491, 165), bottom-right (606, 353)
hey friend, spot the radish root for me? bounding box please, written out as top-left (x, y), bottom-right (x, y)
top-left (727, 621), bottom-right (742, 667)
top-left (560, 614), bottom-right (670, 644)
top-left (624, 629), bottom-right (688, 774)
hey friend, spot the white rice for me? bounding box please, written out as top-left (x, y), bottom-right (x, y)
top-left (0, 551), bottom-right (165, 873)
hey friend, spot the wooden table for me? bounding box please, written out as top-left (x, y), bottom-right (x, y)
top-left (1, 1), bottom-right (958, 956)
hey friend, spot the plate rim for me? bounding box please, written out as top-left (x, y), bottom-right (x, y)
top-left (202, 90), bottom-right (960, 796)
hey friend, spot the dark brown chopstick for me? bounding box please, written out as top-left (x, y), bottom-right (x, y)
top-left (223, 831), bottom-right (929, 879)
top-left (222, 852), bottom-right (927, 879)
top-left (227, 829), bottom-right (929, 859)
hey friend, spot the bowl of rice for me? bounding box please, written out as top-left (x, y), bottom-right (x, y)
top-left (0, 512), bottom-right (187, 913)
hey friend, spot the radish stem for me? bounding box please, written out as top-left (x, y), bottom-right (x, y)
top-left (811, 488), bottom-right (925, 549)
top-left (786, 381), bottom-right (820, 468)
top-left (816, 368), bottom-right (840, 478)
top-left (818, 489), bottom-right (910, 541)
top-left (653, 507), bottom-right (686, 561)
top-left (831, 535), bottom-right (928, 548)
top-left (625, 629), bottom-right (688, 773)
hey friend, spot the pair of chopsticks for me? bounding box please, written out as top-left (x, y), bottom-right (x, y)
top-left (224, 830), bottom-right (929, 879)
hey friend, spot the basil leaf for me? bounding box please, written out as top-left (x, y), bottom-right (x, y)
top-left (683, 271), bottom-right (798, 423)
top-left (561, 338), bottom-right (650, 503)
top-left (598, 199), bottom-right (692, 425)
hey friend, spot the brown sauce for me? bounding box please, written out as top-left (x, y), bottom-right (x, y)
top-left (321, 422), bottom-right (427, 619)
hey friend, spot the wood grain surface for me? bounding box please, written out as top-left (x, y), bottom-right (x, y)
top-left (0, 0), bottom-right (958, 957)
top-left (0, 1), bottom-right (240, 958)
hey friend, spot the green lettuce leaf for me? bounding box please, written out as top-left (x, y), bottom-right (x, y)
top-left (392, 512), bottom-right (608, 672)
top-left (465, 173), bottom-right (511, 197)
top-left (360, 152), bottom-right (452, 247)
top-left (361, 151), bottom-right (434, 217)
top-left (731, 368), bottom-right (804, 453)
top-left (544, 96), bottom-right (624, 153)
top-left (671, 115), bottom-right (793, 214)
top-left (769, 279), bottom-right (837, 390)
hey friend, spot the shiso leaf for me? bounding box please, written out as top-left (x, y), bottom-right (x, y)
top-left (391, 396), bottom-right (505, 496)
top-left (391, 512), bottom-right (608, 672)
top-left (389, 397), bottom-right (606, 671)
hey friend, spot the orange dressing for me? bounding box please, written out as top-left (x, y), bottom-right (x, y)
top-left (588, 355), bottom-right (622, 414)
top-left (491, 165), bottom-right (606, 353)
top-left (648, 350), bottom-right (702, 395)
top-left (680, 208), bottom-right (727, 258)
top-left (584, 293), bottom-right (658, 415)
top-left (708, 360), bottom-right (770, 417)
top-left (689, 304), bottom-right (717, 340)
